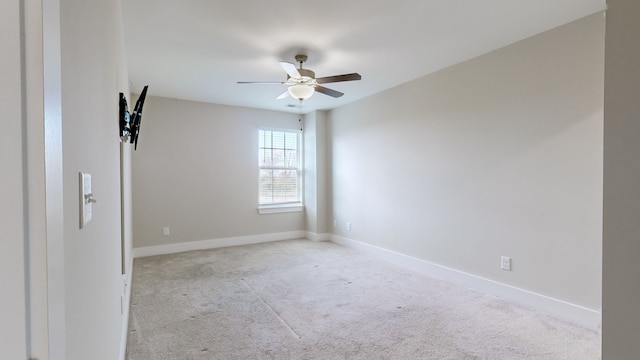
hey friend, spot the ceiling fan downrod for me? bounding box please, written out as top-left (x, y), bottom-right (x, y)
top-left (295, 54), bottom-right (308, 68)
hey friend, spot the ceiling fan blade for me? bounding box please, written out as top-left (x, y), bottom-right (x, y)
top-left (316, 73), bottom-right (361, 84)
top-left (279, 61), bottom-right (301, 78)
top-left (315, 86), bottom-right (344, 98)
top-left (237, 81), bottom-right (284, 84)
top-left (276, 90), bottom-right (289, 99)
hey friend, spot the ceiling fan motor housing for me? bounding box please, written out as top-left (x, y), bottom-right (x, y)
top-left (297, 68), bottom-right (315, 79)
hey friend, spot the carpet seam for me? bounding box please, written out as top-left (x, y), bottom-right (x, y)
top-left (240, 278), bottom-right (302, 340)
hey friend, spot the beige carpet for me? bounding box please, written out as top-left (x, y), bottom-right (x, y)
top-left (126, 239), bottom-right (600, 359)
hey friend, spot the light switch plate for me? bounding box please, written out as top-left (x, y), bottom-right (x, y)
top-left (501, 256), bottom-right (512, 271)
top-left (79, 172), bottom-right (93, 229)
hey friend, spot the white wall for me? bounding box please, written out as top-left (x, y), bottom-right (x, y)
top-left (602, 0), bottom-right (640, 357)
top-left (328, 14), bottom-right (604, 312)
top-left (60, 0), bottom-right (131, 358)
top-left (132, 97), bottom-right (305, 249)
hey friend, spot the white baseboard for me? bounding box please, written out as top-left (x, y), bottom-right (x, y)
top-left (331, 235), bottom-right (601, 331)
top-left (305, 231), bottom-right (331, 242)
top-left (132, 231), bottom-right (307, 258)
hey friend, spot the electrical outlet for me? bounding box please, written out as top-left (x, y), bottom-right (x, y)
top-left (333, 219), bottom-right (337, 227)
top-left (501, 256), bottom-right (511, 271)
top-left (346, 222), bottom-right (351, 231)
top-left (163, 227), bottom-right (170, 236)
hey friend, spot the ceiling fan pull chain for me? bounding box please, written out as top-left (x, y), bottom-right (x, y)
top-left (299, 100), bottom-right (303, 130)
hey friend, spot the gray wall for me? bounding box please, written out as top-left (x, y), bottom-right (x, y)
top-left (304, 110), bottom-right (329, 236)
top-left (60, 0), bottom-right (131, 358)
top-left (132, 97), bottom-right (305, 248)
top-left (602, 0), bottom-right (640, 357)
top-left (0, 1), bottom-right (28, 357)
top-left (327, 14), bottom-right (604, 311)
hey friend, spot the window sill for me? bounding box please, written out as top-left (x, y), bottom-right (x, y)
top-left (258, 204), bottom-right (304, 215)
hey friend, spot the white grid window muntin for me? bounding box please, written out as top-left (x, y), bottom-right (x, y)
top-left (259, 129), bottom-right (301, 205)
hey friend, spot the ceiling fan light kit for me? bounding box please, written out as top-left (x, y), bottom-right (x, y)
top-left (288, 84), bottom-right (315, 100)
top-left (238, 54), bottom-right (362, 102)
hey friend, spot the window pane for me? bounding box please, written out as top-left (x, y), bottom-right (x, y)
top-left (272, 169), bottom-right (298, 203)
top-left (285, 149), bottom-right (297, 167)
top-left (272, 149), bottom-right (285, 167)
top-left (258, 148), bottom-right (266, 166)
top-left (285, 132), bottom-right (297, 150)
top-left (259, 149), bottom-right (272, 167)
top-left (262, 130), bottom-right (272, 148)
top-left (259, 169), bottom-right (273, 204)
top-left (272, 131), bottom-right (285, 149)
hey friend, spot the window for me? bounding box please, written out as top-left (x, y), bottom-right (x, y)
top-left (258, 129), bottom-right (302, 213)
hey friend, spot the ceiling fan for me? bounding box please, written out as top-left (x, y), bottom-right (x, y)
top-left (238, 54), bottom-right (361, 101)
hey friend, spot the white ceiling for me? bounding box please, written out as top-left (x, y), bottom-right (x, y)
top-left (122, 0), bottom-right (605, 114)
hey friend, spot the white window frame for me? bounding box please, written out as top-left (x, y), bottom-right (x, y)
top-left (258, 128), bottom-right (303, 214)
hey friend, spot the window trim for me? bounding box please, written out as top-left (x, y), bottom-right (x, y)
top-left (257, 128), bottom-right (303, 213)
top-left (257, 203), bottom-right (304, 215)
